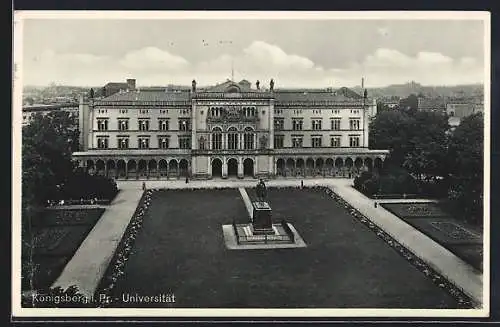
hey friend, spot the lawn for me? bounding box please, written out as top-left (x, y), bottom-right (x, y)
top-left (107, 188), bottom-right (463, 309)
top-left (22, 208), bottom-right (105, 291)
top-left (381, 202), bottom-right (483, 272)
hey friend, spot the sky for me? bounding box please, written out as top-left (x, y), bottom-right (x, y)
top-left (19, 15), bottom-right (487, 88)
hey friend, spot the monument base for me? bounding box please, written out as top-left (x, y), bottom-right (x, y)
top-left (222, 222), bottom-right (307, 250)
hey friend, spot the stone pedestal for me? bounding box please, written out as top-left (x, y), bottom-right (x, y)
top-left (252, 201), bottom-right (274, 235)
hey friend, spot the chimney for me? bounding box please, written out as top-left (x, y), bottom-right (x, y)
top-left (127, 79), bottom-right (136, 91)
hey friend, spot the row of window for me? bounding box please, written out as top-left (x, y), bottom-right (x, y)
top-left (96, 134), bottom-right (361, 149)
top-left (96, 136), bottom-right (191, 149)
top-left (273, 135), bottom-right (360, 148)
top-left (210, 131), bottom-right (255, 150)
top-left (116, 109), bottom-right (188, 115)
top-left (274, 118), bottom-right (361, 131)
top-left (274, 109), bottom-right (357, 116)
top-left (97, 118), bottom-right (191, 131)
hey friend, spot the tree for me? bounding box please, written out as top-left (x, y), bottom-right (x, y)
top-left (22, 110), bottom-right (80, 291)
top-left (369, 110), bottom-right (414, 167)
top-left (402, 111), bottom-right (450, 181)
top-left (399, 94), bottom-right (419, 115)
top-left (447, 113), bottom-right (483, 224)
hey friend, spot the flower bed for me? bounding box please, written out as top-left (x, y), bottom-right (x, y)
top-left (382, 202), bottom-right (450, 218)
top-left (95, 189), bottom-right (153, 307)
top-left (307, 185), bottom-right (474, 308)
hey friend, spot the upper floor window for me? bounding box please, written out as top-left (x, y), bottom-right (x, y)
top-left (138, 137), bottom-right (150, 149)
top-left (349, 136), bottom-right (360, 147)
top-left (274, 118), bottom-right (284, 131)
top-left (349, 118), bottom-right (361, 130)
top-left (292, 119), bottom-right (303, 131)
top-left (158, 119), bottom-right (169, 131)
top-left (332, 109), bottom-right (340, 115)
top-left (330, 136), bottom-right (341, 147)
top-left (243, 127), bottom-right (254, 150)
top-left (179, 118), bottom-right (191, 131)
top-left (139, 109), bottom-right (149, 114)
top-left (117, 137), bottom-right (129, 149)
top-left (227, 127), bottom-right (239, 150)
top-left (138, 119), bottom-right (150, 131)
top-left (212, 127), bottom-right (223, 150)
top-left (274, 135), bottom-right (284, 149)
top-left (311, 136), bottom-right (322, 148)
top-left (331, 118), bottom-right (341, 130)
top-left (97, 137), bottom-right (108, 149)
top-left (179, 136), bottom-right (191, 149)
top-left (118, 119), bottom-right (129, 131)
top-left (243, 107), bottom-right (256, 117)
top-left (97, 118), bottom-right (109, 131)
top-left (210, 107), bottom-right (223, 117)
top-left (158, 136), bottom-right (170, 149)
top-left (292, 136), bottom-right (303, 148)
top-left (311, 119), bottom-right (322, 130)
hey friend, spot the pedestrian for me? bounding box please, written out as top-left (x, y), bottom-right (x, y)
top-left (185, 176), bottom-right (189, 184)
top-left (142, 181), bottom-right (146, 190)
top-left (301, 179), bottom-right (304, 189)
top-left (374, 202), bottom-right (378, 208)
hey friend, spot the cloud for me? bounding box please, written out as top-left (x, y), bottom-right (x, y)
top-left (22, 44), bottom-right (484, 88)
top-left (119, 46), bottom-right (189, 71)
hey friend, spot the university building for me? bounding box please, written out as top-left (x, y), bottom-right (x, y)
top-left (73, 78), bottom-right (389, 179)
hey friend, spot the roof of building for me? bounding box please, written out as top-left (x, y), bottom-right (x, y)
top-left (96, 80), bottom-right (366, 104)
top-left (104, 82), bottom-right (129, 89)
top-left (100, 89), bottom-right (191, 102)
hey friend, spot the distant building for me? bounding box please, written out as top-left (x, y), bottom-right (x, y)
top-left (101, 79), bottom-right (136, 97)
top-left (73, 78), bottom-right (389, 180)
top-left (446, 97), bottom-right (484, 128)
top-left (22, 103), bottom-right (79, 126)
top-left (417, 97), bottom-right (446, 113)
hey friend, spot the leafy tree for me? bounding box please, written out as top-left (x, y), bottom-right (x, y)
top-left (399, 94), bottom-right (419, 115)
top-left (369, 110), bottom-right (414, 166)
top-left (402, 111), bottom-right (450, 181)
top-left (447, 113), bottom-right (483, 224)
top-left (22, 110), bottom-right (80, 291)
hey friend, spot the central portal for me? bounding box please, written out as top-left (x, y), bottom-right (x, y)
top-left (227, 158), bottom-right (238, 177)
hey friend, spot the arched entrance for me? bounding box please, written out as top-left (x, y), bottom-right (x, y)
top-left (106, 160), bottom-right (116, 178)
top-left (364, 158), bottom-right (373, 172)
top-left (138, 160), bottom-right (147, 178)
top-left (276, 158), bottom-right (285, 176)
top-left (243, 158), bottom-right (254, 177)
top-left (296, 158), bottom-right (305, 176)
top-left (179, 159), bottom-right (189, 177)
top-left (159, 159), bottom-right (168, 177)
top-left (316, 158), bottom-right (324, 176)
top-left (148, 159), bottom-right (157, 179)
top-left (117, 160), bottom-right (126, 179)
top-left (227, 158), bottom-right (238, 177)
top-left (305, 158), bottom-right (314, 176)
top-left (285, 158), bottom-right (295, 177)
top-left (96, 160), bottom-right (105, 176)
top-left (86, 160), bottom-right (95, 174)
top-left (211, 158), bottom-right (223, 178)
top-left (127, 160), bottom-right (137, 179)
top-left (325, 158), bottom-right (334, 176)
top-left (168, 159), bottom-right (178, 178)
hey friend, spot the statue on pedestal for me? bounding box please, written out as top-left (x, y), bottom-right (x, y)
top-left (269, 79), bottom-right (275, 92)
top-left (256, 80), bottom-right (260, 90)
top-left (192, 79), bottom-right (197, 92)
top-left (256, 179), bottom-right (267, 202)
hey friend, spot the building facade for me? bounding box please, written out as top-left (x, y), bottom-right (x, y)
top-left (73, 79), bottom-right (389, 179)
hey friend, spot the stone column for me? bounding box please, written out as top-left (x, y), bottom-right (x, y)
top-left (238, 157), bottom-right (244, 178)
top-left (222, 158), bottom-right (228, 178)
